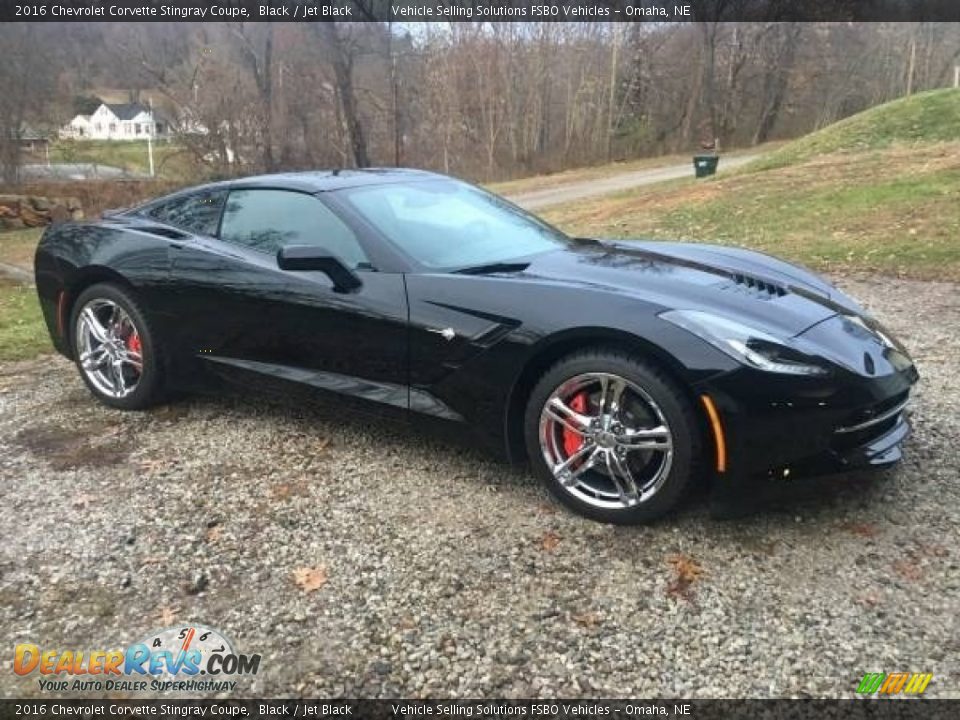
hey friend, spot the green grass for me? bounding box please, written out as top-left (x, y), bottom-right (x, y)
top-left (0, 228), bottom-right (42, 269)
top-left (0, 280), bottom-right (49, 362)
top-left (50, 139), bottom-right (194, 179)
top-left (541, 142), bottom-right (960, 280)
top-left (751, 88), bottom-right (960, 171)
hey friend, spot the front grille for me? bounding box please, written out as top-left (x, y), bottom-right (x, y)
top-left (832, 391), bottom-right (909, 452)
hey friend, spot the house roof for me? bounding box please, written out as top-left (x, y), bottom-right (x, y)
top-left (105, 103), bottom-right (152, 121)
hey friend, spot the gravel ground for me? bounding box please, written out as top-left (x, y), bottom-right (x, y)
top-left (1, 274), bottom-right (957, 699)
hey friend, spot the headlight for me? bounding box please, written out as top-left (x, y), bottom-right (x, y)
top-left (660, 309), bottom-right (830, 377)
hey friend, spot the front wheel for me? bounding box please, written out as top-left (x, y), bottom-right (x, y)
top-left (70, 283), bottom-right (164, 410)
top-left (524, 350), bottom-right (700, 524)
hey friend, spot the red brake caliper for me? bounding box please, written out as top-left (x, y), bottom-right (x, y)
top-left (126, 332), bottom-right (141, 356)
top-left (562, 392), bottom-right (588, 458)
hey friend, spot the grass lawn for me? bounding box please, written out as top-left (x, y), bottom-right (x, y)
top-left (0, 280), bottom-right (49, 362)
top-left (0, 228), bottom-right (43, 270)
top-left (50, 139), bottom-right (194, 179)
top-left (541, 142), bottom-right (960, 280)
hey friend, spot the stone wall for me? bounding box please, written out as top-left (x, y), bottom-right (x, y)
top-left (0, 195), bottom-right (84, 230)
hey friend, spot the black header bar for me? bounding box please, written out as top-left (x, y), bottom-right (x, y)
top-left (2, 700), bottom-right (959, 719)
top-left (3, 0), bottom-right (960, 23)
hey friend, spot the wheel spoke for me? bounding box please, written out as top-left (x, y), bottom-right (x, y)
top-left (545, 396), bottom-right (592, 435)
top-left (554, 444), bottom-right (597, 487)
top-left (601, 376), bottom-right (627, 417)
top-left (106, 304), bottom-right (122, 336)
top-left (80, 347), bottom-right (108, 371)
top-left (617, 425), bottom-right (672, 452)
top-left (108, 359), bottom-right (126, 395)
top-left (610, 451), bottom-right (642, 503)
top-left (80, 307), bottom-right (109, 343)
top-left (119, 348), bottom-right (143, 372)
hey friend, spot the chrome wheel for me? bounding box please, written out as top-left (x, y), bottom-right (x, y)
top-left (75, 298), bottom-right (144, 399)
top-left (539, 372), bottom-right (674, 509)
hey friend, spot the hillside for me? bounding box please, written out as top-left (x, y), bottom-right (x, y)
top-left (751, 88), bottom-right (960, 171)
top-left (542, 90), bottom-right (960, 281)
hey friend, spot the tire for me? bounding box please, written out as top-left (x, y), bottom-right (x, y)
top-left (524, 348), bottom-right (700, 524)
top-left (69, 282), bottom-right (165, 410)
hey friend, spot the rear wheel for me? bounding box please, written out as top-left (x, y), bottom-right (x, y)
top-left (70, 283), bottom-right (164, 410)
top-left (524, 349), bottom-right (699, 524)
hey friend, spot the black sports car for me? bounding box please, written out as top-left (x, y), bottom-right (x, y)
top-left (34, 169), bottom-right (918, 523)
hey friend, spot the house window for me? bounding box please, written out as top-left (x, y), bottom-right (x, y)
top-left (134, 124), bottom-right (141, 135)
top-left (109, 123), bottom-right (117, 133)
top-left (125, 124), bottom-right (132, 135)
top-left (95, 123), bottom-right (102, 132)
top-left (155, 123), bottom-right (164, 135)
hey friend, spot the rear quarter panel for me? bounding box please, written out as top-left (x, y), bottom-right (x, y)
top-left (35, 221), bottom-right (172, 357)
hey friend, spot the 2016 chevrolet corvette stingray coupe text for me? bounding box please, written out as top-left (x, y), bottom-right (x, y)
top-left (35, 169), bottom-right (918, 523)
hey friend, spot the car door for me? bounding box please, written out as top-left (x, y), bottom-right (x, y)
top-left (167, 187), bottom-right (409, 415)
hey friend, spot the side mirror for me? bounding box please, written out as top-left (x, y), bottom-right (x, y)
top-left (277, 245), bottom-right (362, 293)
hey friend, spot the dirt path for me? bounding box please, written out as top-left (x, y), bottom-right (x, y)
top-left (506, 154), bottom-right (760, 210)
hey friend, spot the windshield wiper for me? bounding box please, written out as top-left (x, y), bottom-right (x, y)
top-left (453, 262), bottom-right (530, 275)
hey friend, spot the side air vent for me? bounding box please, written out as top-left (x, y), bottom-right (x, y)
top-left (728, 273), bottom-right (788, 299)
top-left (140, 226), bottom-right (189, 240)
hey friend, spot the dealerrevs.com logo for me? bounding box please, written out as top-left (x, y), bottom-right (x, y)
top-left (856, 672), bottom-right (933, 696)
top-left (14, 625), bottom-right (260, 693)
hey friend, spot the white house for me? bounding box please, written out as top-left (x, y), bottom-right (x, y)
top-left (60, 103), bottom-right (167, 141)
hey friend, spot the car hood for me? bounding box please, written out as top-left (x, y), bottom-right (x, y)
top-left (515, 239), bottom-right (867, 337)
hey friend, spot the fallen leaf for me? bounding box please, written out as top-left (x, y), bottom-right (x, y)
top-left (72, 493), bottom-right (95, 508)
top-left (841, 522), bottom-right (878, 538)
top-left (666, 553), bottom-right (703, 601)
top-left (158, 606), bottom-right (177, 625)
top-left (540, 531), bottom-right (561, 552)
top-left (292, 566), bottom-right (328, 593)
top-left (398, 615), bottom-right (417, 630)
top-left (536, 502), bottom-right (557, 516)
top-left (892, 559), bottom-right (923, 583)
top-left (572, 611), bottom-right (599, 628)
top-left (138, 458), bottom-right (167, 473)
top-left (205, 525), bottom-right (223, 543)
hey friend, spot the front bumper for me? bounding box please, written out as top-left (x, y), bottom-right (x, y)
top-left (697, 361), bottom-right (918, 483)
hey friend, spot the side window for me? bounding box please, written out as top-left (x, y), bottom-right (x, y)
top-left (146, 189), bottom-right (226, 236)
top-left (219, 189), bottom-right (368, 268)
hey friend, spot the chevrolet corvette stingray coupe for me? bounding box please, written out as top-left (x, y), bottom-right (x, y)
top-left (34, 169), bottom-right (918, 523)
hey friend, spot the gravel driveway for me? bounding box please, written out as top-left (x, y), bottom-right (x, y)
top-left (1, 275), bottom-right (957, 699)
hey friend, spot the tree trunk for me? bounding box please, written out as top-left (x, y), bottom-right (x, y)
top-left (316, 23), bottom-right (370, 168)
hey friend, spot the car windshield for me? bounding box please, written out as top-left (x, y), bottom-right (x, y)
top-left (339, 179), bottom-right (570, 269)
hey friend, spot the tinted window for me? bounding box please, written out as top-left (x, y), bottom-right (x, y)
top-left (340, 180), bottom-right (568, 269)
top-left (219, 189), bottom-right (368, 268)
top-left (146, 189), bottom-right (226, 236)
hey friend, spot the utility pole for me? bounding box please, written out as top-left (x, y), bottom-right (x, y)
top-left (389, 21), bottom-right (401, 167)
top-left (147, 98), bottom-right (155, 177)
top-left (606, 23), bottom-right (620, 162)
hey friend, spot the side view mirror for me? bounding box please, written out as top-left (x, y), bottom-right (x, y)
top-left (277, 245), bottom-right (362, 293)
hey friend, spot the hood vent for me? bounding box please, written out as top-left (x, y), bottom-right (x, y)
top-left (726, 273), bottom-right (788, 299)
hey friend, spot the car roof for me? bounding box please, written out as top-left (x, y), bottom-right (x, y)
top-left (205, 167), bottom-right (446, 194)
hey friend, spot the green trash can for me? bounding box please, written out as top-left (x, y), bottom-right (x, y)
top-left (693, 155), bottom-right (719, 178)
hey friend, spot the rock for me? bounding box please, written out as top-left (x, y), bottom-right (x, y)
top-left (50, 206), bottom-right (71, 223)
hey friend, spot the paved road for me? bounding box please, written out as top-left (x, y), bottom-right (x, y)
top-left (507, 154), bottom-right (760, 210)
